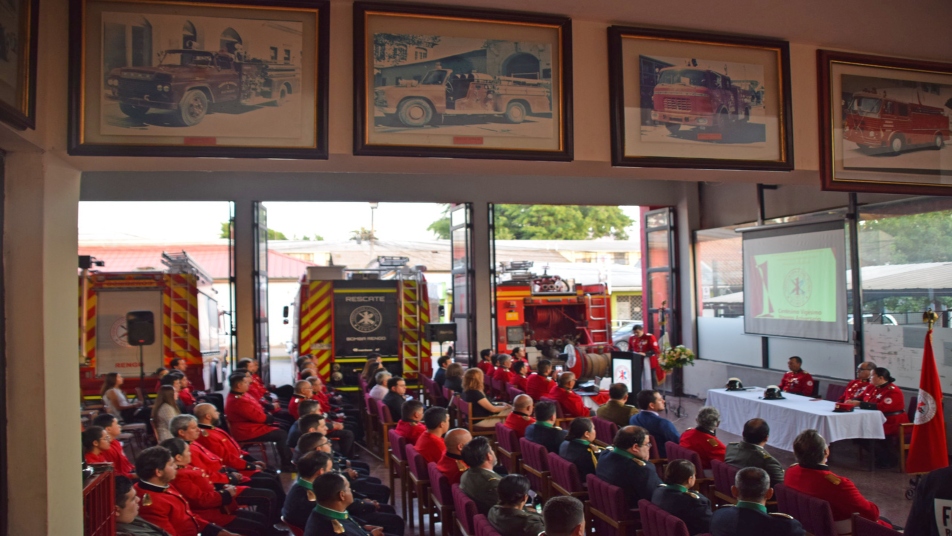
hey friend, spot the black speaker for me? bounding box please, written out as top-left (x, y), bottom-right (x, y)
top-left (425, 323), bottom-right (457, 343)
top-left (126, 311), bottom-right (156, 346)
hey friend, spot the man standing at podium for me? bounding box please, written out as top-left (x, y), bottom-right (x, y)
top-left (628, 325), bottom-right (664, 390)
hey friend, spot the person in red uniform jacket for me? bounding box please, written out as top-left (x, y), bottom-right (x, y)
top-left (288, 380), bottom-right (313, 420)
top-left (416, 407), bottom-right (450, 464)
top-left (224, 373), bottom-right (293, 470)
top-left (860, 367), bottom-right (909, 467)
top-left (628, 325), bottom-right (666, 384)
top-left (83, 426), bottom-right (112, 465)
top-left (477, 348), bottom-right (495, 378)
top-left (134, 446), bottom-right (240, 536)
top-left (838, 361), bottom-right (876, 403)
top-left (550, 372), bottom-right (593, 418)
top-left (178, 377), bottom-right (196, 408)
top-left (526, 360), bottom-right (555, 401)
top-left (784, 429), bottom-right (896, 531)
top-left (193, 403), bottom-right (265, 475)
top-left (394, 400), bottom-right (426, 445)
top-left (510, 361), bottom-right (529, 391)
top-left (436, 429), bottom-right (472, 486)
top-left (511, 346), bottom-right (529, 367)
top-left (93, 414), bottom-right (137, 478)
top-left (779, 356), bottom-right (815, 396)
top-left (678, 406), bottom-right (726, 470)
top-left (503, 394), bottom-right (536, 438)
top-left (493, 354), bottom-right (515, 386)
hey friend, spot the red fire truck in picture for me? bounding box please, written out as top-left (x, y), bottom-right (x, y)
top-left (844, 92), bottom-right (951, 154)
top-left (650, 65), bottom-right (752, 136)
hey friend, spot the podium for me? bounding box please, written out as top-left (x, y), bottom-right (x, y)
top-left (610, 351), bottom-right (645, 393)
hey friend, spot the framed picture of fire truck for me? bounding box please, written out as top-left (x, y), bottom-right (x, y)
top-left (0, 0), bottom-right (38, 130)
top-left (67, 0), bottom-right (329, 159)
top-left (353, 2), bottom-right (573, 161)
top-left (818, 50), bottom-right (952, 195)
top-left (608, 26), bottom-right (793, 171)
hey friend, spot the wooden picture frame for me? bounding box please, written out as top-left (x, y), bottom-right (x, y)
top-left (353, 2), bottom-right (573, 161)
top-left (0, 0), bottom-right (38, 130)
top-left (818, 49), bottom-right (952, 195)
top-left (608, 26), bottom-right (793, 170)
top-left (68, 0), bottom-right (329, 158)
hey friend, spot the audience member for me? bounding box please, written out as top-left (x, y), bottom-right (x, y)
top-left (549, 372), bottom-right (593, 417)
top-left (838, 361), bottom-right (876, 403)
top-left (487, 474), bottom-right (545, 536)
top-left (282, 450), bottom-right (334, 529)
top-left (595, 425), bottom-right (662, 507)
top-left (526, 360), bottom-right (554, 401)
top-left (540, 495), bottom-right (585, 536)
top-left (651, 459), bottom-right (713, 536)
top-left (151, 385), bottom-right (180, 443)
top-left (82, 426), bottom-right (112, 464)
top-left (503, 394), bottom-right (536, 438)
top-left (369, 371), bottom-right (391, 401)
top-left (115, 475), bottom-right (170, 536)
top-left (286, 399), bottom-right (322, 449)
top-left (511, 346), bottom-right (528, 366)
top-left (288, 380), bottom-right (313, 420)
top-left (709, 467), bottom-right (804, 536)
top-left (477, 348), bottom-right (495, 377)
top-left (904, 464), bottom-right (952, 536)
top-left (416, 407), bottom-right (450, 464)
top-left (493, 354), bottom-right (515, 386)
top-left (437, 428), bottom-right (472, 485)
top-left (511, 361), bottom-right (529, 391)
top-left (779, 356), bottom-right (815, 396)
top-left (525, 401), bottom-right (567, 454)
top-left (92, 413), bottom-right (136, 478)
top-left (460, 436), bottom-right (502, 515)
top-left (679, 406), bottom-right (726, 470)
top-left (433, 355), bottom-right (453, 387)
top-left (558, 418), bottom-right (599, 481)
top-left (784, 429), bottom-right (896, 531)
top-left (724, 418), bottom-right (784, 486)
top-left (101, 372), bottom-right (143, 423)
top-left (303, 473), bottom-right (384, 536)
top-left (394, 399), bottom-right (425, 445)
top-left (629, 390), bottom-right (680, 457)
top-left (444, 363), bottom-right (465, 394)
top-left (361, 355), bottom-right (384, 391)
top-left (596, 382), bottom-right (639, 427)
top-left (224, 373), bottom-right (293, 471)
top-left (461, 368), bottom-right (511, 427)
top-left (382, 376), bottom-right (408, 423)
top-left (859, 367), bottom-right (908, 467)
top-left (160, 372), bottom-right (188, 414)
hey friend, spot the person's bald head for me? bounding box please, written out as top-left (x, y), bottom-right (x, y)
top-left (444, 428), bottom-right (472, 455)
top-left (193, 403), bottom-right (219, 425)
top-left (514, 394), bottom-right (533, 412)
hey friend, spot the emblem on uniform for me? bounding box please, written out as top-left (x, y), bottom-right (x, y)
top-left (141, 493), bottom-right (153, 506)
top-left (884, 398), bottom-right (892, 405)
top-left (332, 519), bottom-right (345, 534)
top-left (201, 429), bottom-right (209, 437)
top-left (307, 490), bottom-right (316, 502)
top-left (707, 438), bottom-right (719, 447)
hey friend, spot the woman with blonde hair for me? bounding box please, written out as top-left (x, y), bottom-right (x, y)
top-left (461, 368), bottom-right (511, 427)
top-left (150, 385), bottom-right (180, 442)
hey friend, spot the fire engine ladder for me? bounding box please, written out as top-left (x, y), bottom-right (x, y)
top-left (399, 271), bottom-right (424, 382)
top-left (163, 252), bottom-right (206, 360)
top-left (585, 293), bottom-right (610, 344)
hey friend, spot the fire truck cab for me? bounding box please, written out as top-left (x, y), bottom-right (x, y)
top-left (844, 92), bottom-right (951, 154)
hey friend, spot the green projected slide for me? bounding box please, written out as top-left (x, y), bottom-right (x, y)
top-left (753, 248), bottom-right (837, 322)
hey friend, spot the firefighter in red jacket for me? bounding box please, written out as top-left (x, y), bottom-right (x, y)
top-left (194, 403), bottom-right (265, 475)
top-left (779, 356), bottom-right (815, 396)
top-left (550, 372), bottom-right (593, 418)
top-left (838, 361), bottom-right (876, 403)
top-left (860, 367), bottom-right (909, 468)
top-left (436, 429), bottom-right (472, 486)
top-left (133, 446), bottom-right (240, 536)
top-left (628, 325), bottom-right (666, 385)
top-left (678, 406), bottom-right (726, 470)
top-left (224, 373), bottom-right (293, 470)
top-left (502, 395), bottom-right (536, 438)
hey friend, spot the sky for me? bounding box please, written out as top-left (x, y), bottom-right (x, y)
top-left (78, 202), bottom-right (642, 242)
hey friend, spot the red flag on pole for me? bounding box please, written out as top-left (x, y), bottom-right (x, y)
top-left (905, 328), bottom-right (949, 474)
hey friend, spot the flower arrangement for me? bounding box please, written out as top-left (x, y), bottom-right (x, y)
top-left (659, 344), bottom-right (696, 372)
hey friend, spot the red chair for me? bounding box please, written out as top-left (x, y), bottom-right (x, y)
top-left (281, 516), bottom-right (304, 536)
top-left (494, 422), bottom-right (522, 474)
top-left (586, 473), bottom-right (640, 536)
top-left (592, 416), bottom-right (618, 447)
top-left (710, 459), bottom-right (739, 508)
top-left (376, 399), bottom-right (396, 467)
top-left (638, 499), bottom-right (690, 536)
top-left (452, 483), bottom-right (479, 536)
top-left (427, 462), bottom-right (454, 536)
top-left (473, 513), bottom-right (504, 536)
top-left (453, 395), bottom-right (497, 439)
top-left (420, 375), bottom-right (435, 406)
top-left (363, 392), bottom-right (379, 453)
top-left (665, 441), bottom-right (711, 497)
top-left (773, 483), bottom-right (838, 536)
top-left (547, 452), bottom-right (588, 501)
top-left (387, 429), bottom-right (408, 522)
top-left (429, 379), bottom-right (448, 407)
top-left (405, 445), bottom-right (430, 536)
top-left (852, 513), bottom-right (902, 535)
top-left (824, 383), bottom-right (847, 402)
top-left (506, 385), bottom-right (525, 403)
top-left (519, 437), bottom-right (551, 501)
top-left (491, 376), bottom-right (507, 401)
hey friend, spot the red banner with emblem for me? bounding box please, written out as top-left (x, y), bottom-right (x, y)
top-left (906, 328), bottom-right (949, 474)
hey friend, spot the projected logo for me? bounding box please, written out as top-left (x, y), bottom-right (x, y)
top-left (783, 268), bottom-right (813, 307)
top-left (350, 306), bottom-right (383, 333)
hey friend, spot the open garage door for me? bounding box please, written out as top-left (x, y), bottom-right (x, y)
top-left (450, 203), bottom-right (475, 364)
top-left (643, 207), bottom-right (678, 346)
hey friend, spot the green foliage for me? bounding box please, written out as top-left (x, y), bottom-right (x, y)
top-left (220, 222), bottom-right (231, 239)
top-left (220, 222), bottom-right (289, 240)
top-left (374, 34), bottom-right (441, 64)
top-left (350, 227), bottom-right (378, 242)
top-left (427, 216), bottom-right (451, 240)
top-left (427, 204), bottom-right (634, 240)
top-left (860, 210), bottom-right (952, 264)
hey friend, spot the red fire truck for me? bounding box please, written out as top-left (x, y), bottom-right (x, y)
top-left (495, 262), bottom-right (613, 381)
top-left (650, 66), bottom-right (752, 135)
top-left (844, 92), bottom-right (951, 154)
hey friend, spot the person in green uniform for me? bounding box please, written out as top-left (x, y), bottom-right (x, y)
top-left (303, 473), bottom-right (383, 536)
top-left (724, 418), bottom-right (784, 486)
top-left (487, 475), bottom-right (545, 536)
top-left (459, 436), bottom-right (502, 515)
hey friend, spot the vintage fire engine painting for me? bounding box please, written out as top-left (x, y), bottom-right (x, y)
top-left (354, 3), bottom-right (573, 161)
top-left (819, 50), bottom-right (952, 195)
top-left (68, 0), bottom-right (328, 158)
top-left (608, 26), bottom-right (792, 171)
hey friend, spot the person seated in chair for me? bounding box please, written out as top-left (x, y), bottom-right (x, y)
top-left (710, 467), bottom-right (804, 536)
top-left (526, 359), bottom-right (554, 401)
top-left (503, 394), bottom-right (536, 438)
top-left (82, 426), bottom-right (112, 465)
top-left (224, 373), bottom-right (293, 471)
top-left (394, 399), bottom-right (425, 445)
top-left (115, 475), bottom-right (171, 536)
top-left (488, 474), bottom-right (545, 536)
top-left (493, 354), bottom-right (515, 387)
top-left (433, 354), bottom-right (453, 388)
top-left (550, 372), bottom-right (594, 418)
top-left (288, 380), bottom-right (313, 420)
top-left (282, 450), bottom-right (334, 530)
top-left (596, 382), bottom-right (639, 427)
top-left (511, 361), bottom-right (529, 391)
top-left (838, 361), bottom-right (876, 403)
top-left (629, 389), bottom-right (680, 458)
top-left (779, 356), bottom-right (815, 396)
top-left (595, 425), bottom-right (662, 507)
top-left (540, 496), bottom-right (585, 536)
top-left (416, 406), bottom-right (450, 464)
top-left (437, 428), bottom-right (472, 485)
top-left (652, 459), bottom-right (713, 536)
top-left (444, 363), bottom-right (465, 394)
top-left (525, 401), bottom-right (567, 454)
top-left (460, 436), bottom-right (502, 515)
top-left (382, 376), bottom-right (408, 425)
top-left (303, 473), bottom-right (385, 536)
top-left (724, 418), bottom-right (784, 486)
top-left (477, 348), bottom-right (496, 378)
top-left (859, 367), bottom-right (908, 468)
top-left (92, 413), bottom-right (137, 478)
top-left (369, 370), bottom-right (391, 401)
top-left (679, 406), bottom-right (726, 471)
top-left (558, 418), bottom-right (600, 482)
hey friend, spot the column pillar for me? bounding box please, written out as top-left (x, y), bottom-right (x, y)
top-left (233, 199), bottom-right (255, 361)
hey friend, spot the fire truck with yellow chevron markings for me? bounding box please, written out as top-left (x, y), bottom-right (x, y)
top-left (79, 252), bottom-right (226, 395)
top-left (287, 257), bottom-right (434, 391)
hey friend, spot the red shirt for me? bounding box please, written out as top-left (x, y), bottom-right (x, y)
top-left (188, 441), bottom-right (231, 485)
top-left (493, 367), bottom-right (514, 386)
top-left (678, 428), bottom-right (725, 469)
top-left (102, 437), bottom-right (135, 477)
top-left (503, 411), bottom-right (535, 438)
top-left (511, 374), bottom-right (528, 391)
top-left (195, 424), bottom-right (257, 475)
top-left (629, 333), bottom-right (664, 381)
top-left (861, 382), bottom-right (909, 435)
top-left (838, 379), bottom-right (871, 403)
top-left (134, 481), bottom-right (209, 536)
top-left (784, 464), bottom-right (880, 522)
top-left (525, 373), bottom-right (552, 401)
top-left (416, 432), bottom-right (446, 464)
top-left (477, 361), bottom-right (495, 378)
top-left (550, 387), bottom-right (590, 418)
top-left (84, 451), bottom-right (108, 465)
top-left (780, 370), bottom-right (815, 396)
top-left (171, 465), bottom-right (236, 527)
top-left (225, 392), bottom-right (277, 441)
top-left (248, 374), bottom-right (268, 400)
top-left (395, 420), bottom-right (426, 445)
top-left (436, 453), bottom-right (468, 486)
top-left (288, 394), bottom-right (307, 420)
top-left (179, 387), bottom-right (195, 407)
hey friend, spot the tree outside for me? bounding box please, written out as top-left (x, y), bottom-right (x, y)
top-left (428, 204), bottom-right (634, 240)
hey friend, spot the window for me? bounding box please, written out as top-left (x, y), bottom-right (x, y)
top-left (284, 49), bottom-right (291, 64)
top-left (615, 295), bottom-right (642, 323)
top-left (270, 47), bottom-right (278, 61)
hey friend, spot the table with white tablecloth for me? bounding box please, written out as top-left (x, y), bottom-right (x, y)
top-left (706, 387), bottom-right (886, 452)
